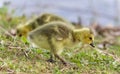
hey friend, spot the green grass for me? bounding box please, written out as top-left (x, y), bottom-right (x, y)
top-left (0, 6), bottom-right (120, 74)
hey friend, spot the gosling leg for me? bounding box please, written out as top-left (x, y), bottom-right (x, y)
top-left (54, 54), bottom-right (67, 65)
top-left (47, 54), bottom-right (56, 63)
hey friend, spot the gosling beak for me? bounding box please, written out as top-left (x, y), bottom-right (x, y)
top-left (90, 42), bottom-right (95, 47)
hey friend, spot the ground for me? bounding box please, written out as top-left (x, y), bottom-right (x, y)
top-left (0, 7), bottom-right (120, 74)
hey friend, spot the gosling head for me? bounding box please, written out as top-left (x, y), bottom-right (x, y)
top-left (16, 24), bottom-right (31, 37)
top-left (73, 28), bottom-right (95, 47)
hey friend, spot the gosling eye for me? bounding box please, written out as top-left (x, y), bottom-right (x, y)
top-left (19, 34), bottom-right (22, 37)
top-left (89, 37), bottom-right (92, 40)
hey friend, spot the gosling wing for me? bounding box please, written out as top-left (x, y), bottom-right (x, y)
top-left (28, 22), bottom-right (74, 48)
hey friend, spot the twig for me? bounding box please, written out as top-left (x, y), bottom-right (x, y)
top-left (23, 50), bottom-right (29, 58)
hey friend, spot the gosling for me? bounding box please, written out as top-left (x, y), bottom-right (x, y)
top-left (16, 13), bottom-right (71, 37)
top-left (28, 21), bottom-right (95, 65)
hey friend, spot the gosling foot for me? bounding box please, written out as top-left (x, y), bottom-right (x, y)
top-left (47, 58), bottom-right (56, 63)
